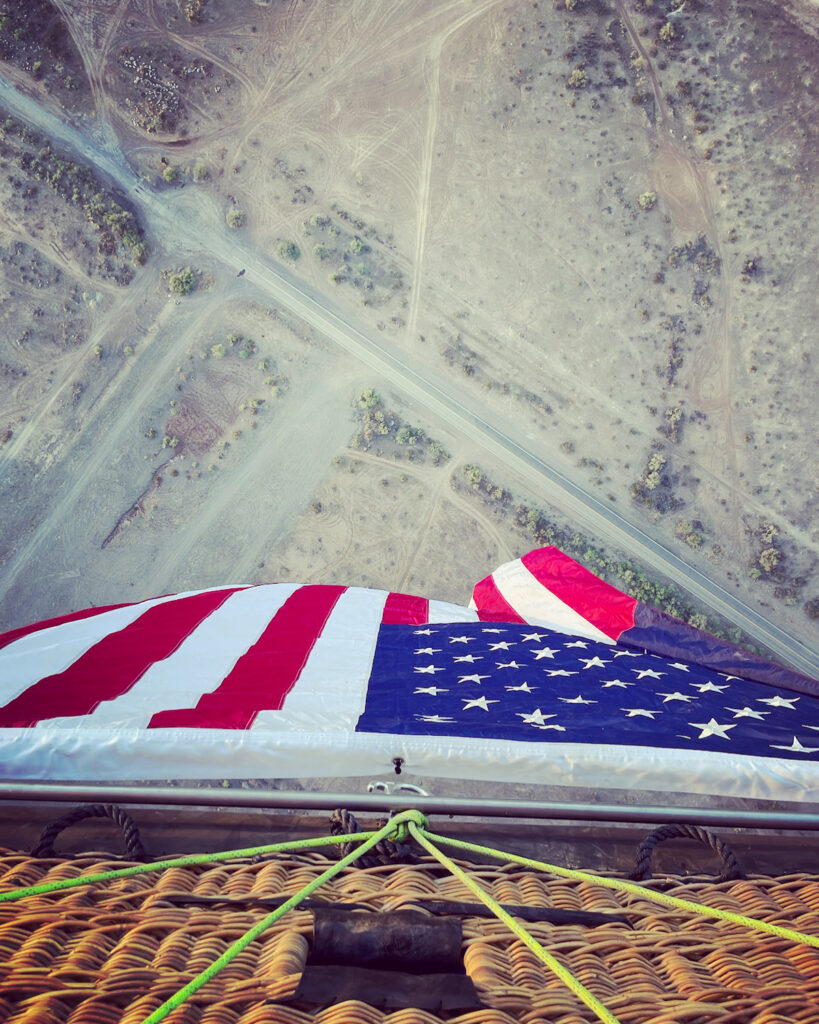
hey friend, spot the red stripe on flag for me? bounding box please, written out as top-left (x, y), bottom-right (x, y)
top-left (471, 576), bottom-right (526, 623)
top-left (148, 585), bottom-right (346, 730)
top-left (0, 589), bottom-right (242, 727)
top-left (0, 602), bottom-right (132, 652)
top-left (382, 592), bottom-right (429, 625)
top-left (520, 547), bottom-right (637, 640)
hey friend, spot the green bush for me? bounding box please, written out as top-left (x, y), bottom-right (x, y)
top-left (357, 387), bottom-right (380, 409)
top-left (226, 207), bottom-right (246, 228)
top-left (567, 68), bottom-right (587, 89)
top-left (167, 267), bottom-right (197, 295)
top-left (279, 240), bottom-right (300, 261)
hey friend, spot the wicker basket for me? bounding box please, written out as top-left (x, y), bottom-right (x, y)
top-left (1, 845), bottom-right (818, 1024)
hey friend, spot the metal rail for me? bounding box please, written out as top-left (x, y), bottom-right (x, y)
top-left (2, 783), bottom-right (818, 830)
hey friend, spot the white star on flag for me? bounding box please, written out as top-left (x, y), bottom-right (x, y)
top-left (521, 633), bottom-right (548, 642)
top-left (622, 708), bottom-right (662, 719)
top-left (580, 657), bottom-right (610, 670)
top-left (668, 662), bottom-right (690, 671)
top-left (559, 695), bottom-right (598, 705)
top-left (689, 718), bottom-right (738, 740)
top-left (462, 696), bottom-right (499, 711)
top-left (449, 635), bottom-right (473, 644)
top-left (415, 714), bottom-right (455, 723)
top-left (757, 695), bottom-right (800, 710)
top-left (613, 650), bottom-right (640, 658)
top-left (458, 674), bottom-right (490, 685)
top-left (505, 682), bottom-right (536, 692)
top-left (658, 691), bottom-right (697, 703)
top-left (496, 661), bottom-right (522, 669)
top-left (545, 669), bottom-right (578, 677)
top-left (414, 686), bottom-right (448, 696)
top-left (769, 736), bottom-right (819, 754)
top-left (726, 706), bottom-right (769, 720)
top-left (414, 648), bottom-right (441, 656)
top-left (538, 723), bottom-right (567, 731)
top-left (632, 668), bottom-right (664, 680)
top-left (482, 628), bottom-right (506, 634)
top-left (532, 648), bottom-right (559, 660)
top-left (414, 665), bottom-right (444, 674)
top-left (565, 640), bottom-right (588, 649)
top-left (601, 679), bottom-right (634, 688)
top-left (488, 641), bottom-right (516, 651)
top-left (414, 629), bottom-right (434, 635)
top-left (453, 654), bottom-right (482, 663)
top-left (691, 681), bottom-right (729, 693)
top-left (516, 708), bottom-right (556, 726)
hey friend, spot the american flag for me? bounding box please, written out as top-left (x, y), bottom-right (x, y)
top-left (359, 621), bottom-right (819, 759)
top-left (1, 548), bottom-right (816, 800)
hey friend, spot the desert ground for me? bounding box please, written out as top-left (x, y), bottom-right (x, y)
top-left (0, 0), bottom-right (816, 674)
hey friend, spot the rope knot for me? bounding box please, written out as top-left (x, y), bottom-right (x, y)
top-left (329, 808), bottom-right (418, 867)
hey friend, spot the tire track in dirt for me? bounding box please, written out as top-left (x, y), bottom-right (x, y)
top-left (406, 0), bottom-right (502, 343)
top-left (0, 270), bottom-right (156, 479)
top-left (51, 0), bottom-right (130, 140)
top-left (140, 355), bottom-right (355, 593)
top-left (615, 0), bottom-right (742, 540)
top-left (0, 290), bottom-right (224, 603)
top-left (446, 478), bottom-right (515, 565)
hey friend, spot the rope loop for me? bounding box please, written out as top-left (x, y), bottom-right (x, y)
top-left (329, 808), bottom-right (417, 867)
top-left (31, 803), bottom-right (148, 861)
top-left (630, 823), bottom-right (744, 882)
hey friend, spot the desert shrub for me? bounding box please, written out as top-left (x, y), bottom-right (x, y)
top-left (279, 240), bottom-right (300, 261)
top-left (166, 266), bottom-right (197, 295)
top-left (357, 387), bottom-right (380, 409)
top-left (567, 68), bottom-right (587, 89)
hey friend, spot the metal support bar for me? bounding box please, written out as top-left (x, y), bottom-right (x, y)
top-left (1, 782), bottom-right (818, 830)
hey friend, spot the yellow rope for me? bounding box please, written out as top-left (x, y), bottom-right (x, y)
top-left (408, 821), bottom-right (623, 1024)
top-left (424, 829), bottom-right (819, 948)
top-left (140, 811), bottom-right (428, 1024)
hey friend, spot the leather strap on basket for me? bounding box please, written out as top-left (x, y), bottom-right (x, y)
top-left (31, 803), bottom-right (148, 861)
top-left (630, 823), bottom-right (744, 882)
top-left (329, 808), bottom-right (415, 867)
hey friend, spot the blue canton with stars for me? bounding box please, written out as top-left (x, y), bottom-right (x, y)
top-left (356, 623), bottom-right (819, 759)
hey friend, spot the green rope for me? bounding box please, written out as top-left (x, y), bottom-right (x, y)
top-left (0, 828), bottom-right (383, 904)
top-left (139, 810), bottom-right (428, 1024)
top-left (424, 829), bottom-right (819, 949)
top-left (408, 821), bottom-right (622, 1024)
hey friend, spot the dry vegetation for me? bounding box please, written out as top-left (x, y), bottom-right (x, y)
top-left (0, 0), bottom-right (89, 107)
top-left (0, 115), bottom-right (147, 279)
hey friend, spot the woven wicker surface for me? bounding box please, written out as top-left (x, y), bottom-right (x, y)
top-left (1, 846), bottom-right (818, 1024)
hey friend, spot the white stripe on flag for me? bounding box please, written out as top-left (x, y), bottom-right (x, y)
top-left (0, 588), bottom-right (240, 706)
top-left (485, 559), bottom-right (613, 643)
top-left (253, 586), bottom-right (390, 732)
top-left (44, 585), bottom-right (300, 729)
top-left (428, 599), bottom-right (479, 624)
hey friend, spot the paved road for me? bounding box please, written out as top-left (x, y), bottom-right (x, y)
top-left (1, 74), bottom-right (816, 679)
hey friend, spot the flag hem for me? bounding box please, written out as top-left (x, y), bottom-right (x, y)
top-left (0, 726), bottom-right (816, 802)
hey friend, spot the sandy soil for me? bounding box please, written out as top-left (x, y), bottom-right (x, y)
top-left (0, 0), bottom-right (816, 665)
